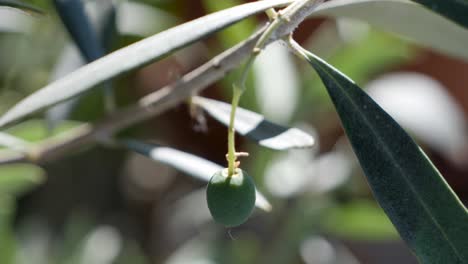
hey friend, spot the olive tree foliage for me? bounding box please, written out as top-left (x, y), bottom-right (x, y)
top-left (0, 0), bottom-right (468, 263)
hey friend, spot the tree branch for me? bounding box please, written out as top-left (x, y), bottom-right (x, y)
top-left (0, 0), bottom-right (323, 165)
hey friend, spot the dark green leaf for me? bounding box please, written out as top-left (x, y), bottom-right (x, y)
top-left (192, 97), bottom-right (314, 150)
top-left (47, 1), bottom-right (117, 128)
top-left (123, 139), bottom-right (272, 212)
top-left (410, 0), bottom-right (468, 28)
top-left (0, 0), bottom-right (292, 128)
top-left (53, 0), bottom-right (105, 62)
top-left (0, 0), bottom-right (43, 14)
top-left (302, 48), bottom-right (468, 263)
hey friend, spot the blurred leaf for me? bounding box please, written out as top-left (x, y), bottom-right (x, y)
top-left (0, 7), bottom-right (36, 33)
top-left (114, 241), bottom-right (148, 264)
top-left (254, 42), bottom-right (300, 123)
top-left (300, 29), bottom-right (413, 121)
top-left (45, 44), bottom-right (84, 129)
top-left (53, 0), bottom-right (105, 62)
top-left (0, 164), bottom-right (45, 196)
top-left (192, 97), bottom-right (314, 150)
top-left (0, 0), bottom-right (292, 128)
top-left (321, 30), bottom-right (412, 85)
top-left (201, 0), bottom-right (260, 110)
top-left (322, 200), bottom-right (398, 240)
top-left (47, 1), bottom-right (117, 128)
top-left (202, 0), bottom-right (263, 109)
top-left (201, 0), bottom-right (256, 48)
top-left (311, 0), bottom-right (468, 61)
top-left (0, 132), bottom-right (28, 151)
top-left (367, 73), bottom-right (468, 166)
top-left (116, 1), bottom-right (179, 38)
top-left (53, 214), bottom-right (95, 264)
top-left (411, 0), bottom-right (468, 28)
top-left (302, 48), bottom-right (468, 263)
top-left (0, 0), bottom-right (43, 14)
top-left (100, 1), bottom-right (117, 52)
top-left (5, 119), bottom-right (82, 142)
top-left (122, 139), bottom-right (272, 212)
top-left (0, 196), bottom-right (16, 264)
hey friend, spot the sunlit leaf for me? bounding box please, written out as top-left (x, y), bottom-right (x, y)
top-left (311, 0), bottom-right (468, 61)
top-left (0, 0), bottom-right (43, 14)
top-left (302, 48), bottom-right (468, 263)
top-left (192, 97), bottom-right (314, 150)
top-left (122, 139), bottom-right (272, 212)
top-left (0, 0), bottom-right (292, 128)
top-left (0, 132), bottom-right (28, 151)
top-left (0, 7), bottom-right (35, 33)
top-left (0, 164), bottom-right (45, 196)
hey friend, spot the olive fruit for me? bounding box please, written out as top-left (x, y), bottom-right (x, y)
top-left (206, 168), bottom-right (256, 227)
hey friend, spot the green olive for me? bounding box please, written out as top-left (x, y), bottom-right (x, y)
top-left (206, 168), bottom-right (256, 227)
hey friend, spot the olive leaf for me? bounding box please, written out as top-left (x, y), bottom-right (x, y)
top-left (410, 0), bottom-right (468, 28)
top-left (0, 0), bottom-right (43, 14)
top-left (53, 0), bottom-right (105, 62)
top-left (0, 0), bottom-right (292, 128)
top-left (192, 96), bottom-right (314, 150)
top-left (0, 132), bottom-right (28, 151)
top-left (47, 0), bottom-right (117, 127)
top-left (310, 0), bottom-right (468, 61)
top-left (302, 48), bottom-right (468, 263)
top-left (122, 139), bottom-right (272, 212)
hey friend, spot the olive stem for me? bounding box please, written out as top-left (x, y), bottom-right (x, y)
top-left (286, 34), bottom-right (310, 60)
top-left (226, 12), bottom-right (281, 177)
top-left (227, 85), bottom-right (242, 176)
top-left (226, 0), bottom-right (317, 176)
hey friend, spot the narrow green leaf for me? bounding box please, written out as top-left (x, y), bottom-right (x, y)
top-left (0, 0), bottom-right (43, 14)
top-left (53, 0), bottom-right (105, 62)
top-left (47, 1), bottom-right (117, 128)
top-left (310, 0), bottom-right (468, 61)
top-left (410, 0), bottom-right (468, 28)
top-left (302, 49), bottom-right (468, 263)
top-left (0, 0), bottom-right (292, 128)
top-left (123, 140), bottom-right (272, 212)
top-left (192, 97), bottom-right (314, 150)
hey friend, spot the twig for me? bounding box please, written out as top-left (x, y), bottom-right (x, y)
top-left (0, 0), bottom-right (324, 165)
